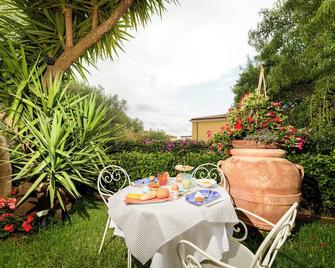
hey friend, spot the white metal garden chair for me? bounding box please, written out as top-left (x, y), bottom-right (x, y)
top-left (178, 202), bottom-right (298, 268)
top-left (97, 165), bottom-right (132, 268)
top-left (191, 163), bottom-right (228, 189)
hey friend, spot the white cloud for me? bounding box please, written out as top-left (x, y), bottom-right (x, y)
top-left (86, 0), bottom-right (275, 137)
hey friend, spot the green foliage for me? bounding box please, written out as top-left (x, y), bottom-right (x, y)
top-left (0, 41), bottom-right (46, 123)
top-left (3, 74), bottom-right (116, 210)
top-left (0, 0), bottom-right (178, 78)
top-left (68, 82), bottom-right (144, 134)
top-left (139, 130), bottom-right (171, 142)
top-left (233, 0), bottom-right (335, 152)
top-left (108, 139), bottom-right (211, 154)
top-left (120, 129), bottom-right (172, 142)
top-left (111, 151), bottom-right (223, 179)
top-left (232, 60), bottom-right (259, 102)
top-left (210, 92), bottom-right (305, 154)
top-left (288, 152), bottom-right (335, 216)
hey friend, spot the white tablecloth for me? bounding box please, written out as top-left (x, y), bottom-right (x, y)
top-left (108, 185), bottom-right (238, 267)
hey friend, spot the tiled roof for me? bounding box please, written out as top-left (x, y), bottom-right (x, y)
top-left (190, 114), bottom-right (228, 121)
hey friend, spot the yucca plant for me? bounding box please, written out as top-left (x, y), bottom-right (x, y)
top-left (4, 74), bottom-right (118, 210)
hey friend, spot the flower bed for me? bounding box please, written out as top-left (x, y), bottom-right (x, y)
top-left (209, 92), bottom-right (305, 154)
top-left (0, 188), bottom-right (36, 238)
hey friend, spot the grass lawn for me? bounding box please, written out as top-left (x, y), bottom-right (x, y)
top-left (0, 199), bottom-right (334, 268)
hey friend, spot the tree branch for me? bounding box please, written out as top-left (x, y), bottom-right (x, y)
top-left (92, 0), bottom-right (98, 31)
top-left (64, 5), bottom-right (73, 49)
top-left (43, 0), bottom-right (134, 82)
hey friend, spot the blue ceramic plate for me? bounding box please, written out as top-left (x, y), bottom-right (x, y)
top-left (185, 190), bottom-right (220, 206)
top-left (132, 177), bottom-right (151, 186)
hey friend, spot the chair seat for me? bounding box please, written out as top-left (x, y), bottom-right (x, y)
top-left (179, 203), bottom-right (298, 268)
top-left (201, 238), bottom-right (254, 268)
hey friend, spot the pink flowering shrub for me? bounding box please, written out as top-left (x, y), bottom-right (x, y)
top-left (0, 189), bottom-right (36, 238)
top-left (209, 92), bottom-right (306, 155)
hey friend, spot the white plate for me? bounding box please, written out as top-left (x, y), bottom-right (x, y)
top-left (195, 179), bottom-right (217, 188)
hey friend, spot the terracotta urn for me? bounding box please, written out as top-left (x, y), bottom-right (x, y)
top-left (219, 140), bottom-right (304, 230)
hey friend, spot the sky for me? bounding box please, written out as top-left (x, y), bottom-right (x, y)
top-left (86, 0), bottom-right (275, 137)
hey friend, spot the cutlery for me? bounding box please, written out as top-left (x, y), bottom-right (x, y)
top-left (204, 190), bottom-right (211, 199)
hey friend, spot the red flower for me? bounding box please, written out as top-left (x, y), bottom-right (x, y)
top-left (0, 198), bottom-right (5, 209)
top-left (26, 213), bottom-right (35, 224)
top-left (3, 224), bottom-right (14, 233)
top-left (6, 198), bottom-right (16, 210)
top-left (297, 142), bottom-right (304, 150)
top-left (247, 116), bottom-right (254, 123)
top-left (207, 130), bottom-right (212, 138)
top-left (217, 143), bottom-right (223, 151)
top-left (22, 221), bottom-right (33, 232)
top-left (234, 119), bottom-right (243, 131)
top-left (296, 137), bottom-right (304, 142)
top-left (273, 117), bottom-right (280, 123)
top-left (11, 187), bottom-right (18, 195)
top-left (272, 101), bottom-right (281, 107)
top-left (296, 137), bottom-right (305, 150)
top-left (267, 111), bottom-right (275, 117)
top-left (279, 126), bottom-right (285, 131)
top-left (261, 122), bottom-right (267, 128)
top-left (289, 127), bottom-right (297, 134)
top-left (0, 213), bottom-right (13, 221)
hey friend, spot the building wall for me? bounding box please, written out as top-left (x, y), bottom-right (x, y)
top-left (192, 119), bottom-right (227, 141)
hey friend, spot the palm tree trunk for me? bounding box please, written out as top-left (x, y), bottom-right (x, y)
top-left (43, 0), bottom-right (134, 82)
top-left (0, 136), bottom-right (12, 197)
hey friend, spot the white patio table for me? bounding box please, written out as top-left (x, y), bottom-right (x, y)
top-left (108, 185), bottom-right (238, 268)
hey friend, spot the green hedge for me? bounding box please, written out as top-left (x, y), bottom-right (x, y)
top-left (111, 151), bottom-right (223, 179)
top-left (107, 139), bottom-right (211, 154)
top-left (110, 151), bottom-right (335, 216)
top-left (288, 152), bottom-right (335, 216)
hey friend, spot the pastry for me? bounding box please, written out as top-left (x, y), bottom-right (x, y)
top-left (194, 191), bottom-right (204, 202)
top-left (140, 190), bottom-right (157, 200)
top-left (156, 188), bottom-right (170, 199)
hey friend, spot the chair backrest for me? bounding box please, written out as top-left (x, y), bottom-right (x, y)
top-left (97, 165), bottom-right (130, 207)
top-left (191, 163), bottom-right (227, 189)
top-left (251, 202), bottom-right (298, 268)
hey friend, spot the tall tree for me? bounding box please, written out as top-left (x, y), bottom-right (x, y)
top-left (0, 0), bottom-right (177, 197)
top-left (233, 0), bottom-right (335, 152)
top-left (0, 0), bottom-right (178, 81)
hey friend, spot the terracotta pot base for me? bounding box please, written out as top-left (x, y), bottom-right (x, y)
top-left (231, 189), bottom-right (301, 230)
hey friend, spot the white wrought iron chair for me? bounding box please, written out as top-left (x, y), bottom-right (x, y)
top-left (97, 165), bottom-right (132, 268)
top-left (178, 202), bottom-right (298, 268)
top-left (191, 163), bottom-right (227, 189)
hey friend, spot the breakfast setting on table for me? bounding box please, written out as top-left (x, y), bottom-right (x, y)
top-left (105, 164), bottom-right (238, 268)
top-left (124, 165), bottom-right (224, 207)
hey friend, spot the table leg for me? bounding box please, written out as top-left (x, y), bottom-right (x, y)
top-left (127, 249), bottom-right (132, 268)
